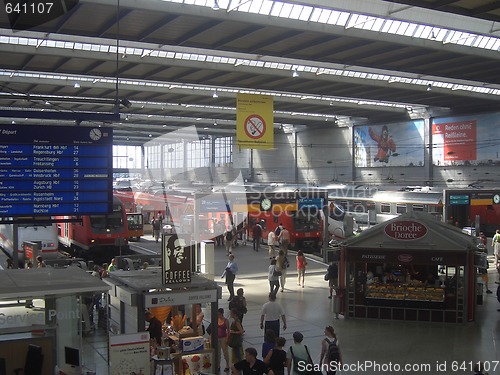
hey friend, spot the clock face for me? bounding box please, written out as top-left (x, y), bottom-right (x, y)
top-left (89, 128), bottom-right (102, 141)
top-left (494, 194), bottom-right (500, 204)
top-left (261, 198), bottom-right (272, 211)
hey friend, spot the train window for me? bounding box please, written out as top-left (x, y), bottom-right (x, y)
top-left (353, 201), bottom-right (365, 213)
top-left (366, 202), bottom-right (375, 211)
top-left (412, 204), bottom-right (424, 212)
top-left (396, 204), bottom-right (407, 214)
top-left (380, 203), bottom-right (391, 213)
top-left (339, 200), bottom-right (348, 210)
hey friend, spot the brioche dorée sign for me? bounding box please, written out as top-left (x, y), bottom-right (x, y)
top-left (384, 220), bottom-right (427, 241)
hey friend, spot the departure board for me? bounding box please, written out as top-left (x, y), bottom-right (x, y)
top-left (0, 124), bottom-right (113, 216)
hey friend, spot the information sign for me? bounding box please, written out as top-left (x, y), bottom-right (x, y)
top-left (0, 124), bottom-right (113, 216)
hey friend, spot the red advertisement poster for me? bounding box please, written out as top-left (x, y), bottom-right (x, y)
top-left (432, 120), bottom-right (476, 161)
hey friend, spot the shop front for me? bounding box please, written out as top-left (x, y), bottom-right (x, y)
top-left (342, 212), bottom-right (482, 324)
top-left (0, 267), bottom-right (110, 374)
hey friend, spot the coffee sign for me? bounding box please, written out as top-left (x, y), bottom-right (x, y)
top-left (384, 220), bottom-right (427, 241)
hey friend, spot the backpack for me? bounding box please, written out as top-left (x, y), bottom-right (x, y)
top-left (283, 256), bottom-right (290, 269)
top-left (225, 231), bottom-right (233, 241)
top-left (325, 338), bottom-right (340, 363)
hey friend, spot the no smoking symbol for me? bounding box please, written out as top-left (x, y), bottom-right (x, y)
top-left (244, 114), bottom-right (266, 139)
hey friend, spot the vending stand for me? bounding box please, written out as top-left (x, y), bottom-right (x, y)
top-left (341, 212), bottom-right (482, 324)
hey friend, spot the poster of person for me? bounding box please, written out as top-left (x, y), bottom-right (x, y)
top-left (354, 121), bottom-right (425, 167)
top-left (432, 113), bottom-right (500, 166)
top-left (162, 234), bottom-right (192, 284)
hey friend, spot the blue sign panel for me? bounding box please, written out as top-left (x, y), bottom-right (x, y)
top-left (0, 124), bottom-right (112, 216)
top-left (298, 198), bottom-right (324, 209)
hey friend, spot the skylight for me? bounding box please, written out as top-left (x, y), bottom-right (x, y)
top-left (0, 34), bottom-right (498, 98)
top-left (161, 0), bottom-right (500, 52)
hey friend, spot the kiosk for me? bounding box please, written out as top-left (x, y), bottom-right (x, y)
top-left (0, 267), bottom-right (110, 374)
top-left (341, 212), bottom-right (483, 323)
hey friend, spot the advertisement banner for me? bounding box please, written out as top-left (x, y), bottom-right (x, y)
top-left (432, 113), bottom-right (500, 166)
top-left (236, 93), bottom-right (274, 149)
top-left (109, 332), bottom-right (150, 375)
top-left (354, 121), bottom-right (425, 167)
top-left (162, 234), bottom-right (192, 284)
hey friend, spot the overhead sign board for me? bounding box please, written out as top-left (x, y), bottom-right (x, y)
top-left (0, 124), bottom-right (113, 216)
top-left (384, 220), bottom-right (428, 241)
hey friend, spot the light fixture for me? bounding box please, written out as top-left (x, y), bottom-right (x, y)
top-left (426, 84), bottom-right (432, 91)
top-left (73, 82), bottom-right (80, 88)
top-left (292, 69), bottom-right (299, 78)
top-left (214, 120), bottom-right (218, 126)
top-left (212, 90), bottom-right (218, 98)
top-left (212, 0), bottom-right (220, 10)
top-left (120, 98), bottom-right (132, 108)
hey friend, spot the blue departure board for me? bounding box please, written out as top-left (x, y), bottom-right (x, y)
top-left (0, 124), bottom-right (113, 216)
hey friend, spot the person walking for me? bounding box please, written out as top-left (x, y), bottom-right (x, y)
top-left (233, 347), bottom-right (274, 375)
top-left (229, 288), bottom-right (248, 323)
top-left (276, 250), bottom-right (289, 292)
top-left (263, 336), bottom-right (287, 375)
top-left (225, 226), bottom-right (234, 255)
top-left (222, 254), bottom-right (238, 301)
top-left (253, 222), bottom-right (263, 252)
top-left (145, 310), bottom-right (163, 346)
top-left (326, 261), bottom-right (339, 299)
top-left (268, 259), bottom-right (281, 295)
top-left (278, 227), bottom-right (290, 255)
top-left (296, 250), bottom-right (307, 288)
top-left (151, 216), bottom-right (162, 242)
top-left (319, 326), bottom-right (342, 375)
top-left (229, 308), bottom-right (245, 364)
top-left (262, 329), bottom-right (277, 359)
top-left (286, 331), bottom-right (311, 375)
top-left (260, 292), bottom-right (287, 338)
top-left (493, 229), bottom-right (500, 281)
top-left (241, 219), bottom-right (248, 246)
top-left (216, 308), bottom-right (231, 373)
top-left (268, 230), bottom-right (277, 259)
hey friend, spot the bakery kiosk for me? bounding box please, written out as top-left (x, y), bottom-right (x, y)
top-left (341, 212), bottom-right (482, 324)
top-left (104, 265), bottom-right (221, 374)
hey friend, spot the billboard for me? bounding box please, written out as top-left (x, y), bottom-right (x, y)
top-left (354, 121), bottom-right (425, 167)
top-left (432, 113), bottom-right (500, 166)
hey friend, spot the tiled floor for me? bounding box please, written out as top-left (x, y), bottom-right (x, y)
top-left (82, 239), bottom-right (500, 374)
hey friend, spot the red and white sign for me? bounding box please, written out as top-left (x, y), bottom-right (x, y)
top-left (384, 220), bottom-right (427, 241)
top-left (244, 114), bottom-right (266, 139)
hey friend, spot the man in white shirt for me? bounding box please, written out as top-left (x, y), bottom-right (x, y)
top-left (260, 292), bottom-right (286, 338)
top-left (268, 230), bottom-right (277, 258)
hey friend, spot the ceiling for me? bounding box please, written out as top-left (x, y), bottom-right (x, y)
top-left (0, 0), bottom-right (499, 145)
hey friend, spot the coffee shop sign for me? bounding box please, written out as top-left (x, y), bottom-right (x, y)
top-left (384, 220), bottom-right (427, 241)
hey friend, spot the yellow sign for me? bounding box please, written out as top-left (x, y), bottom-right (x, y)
top-left (236, 93), bottom-right (274, 149)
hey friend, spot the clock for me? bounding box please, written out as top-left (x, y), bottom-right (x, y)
top-left (89, 128), bottom-right (102, 141)
top-left (494, 194), bottom-right (500, 204)
top-left (261, 198), bottom-right (272, 211)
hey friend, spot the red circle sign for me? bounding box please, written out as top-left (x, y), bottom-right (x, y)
top-left (244, 114), bottom-right (266, 139)
top-left (384, 220), bottom-right (427, 241)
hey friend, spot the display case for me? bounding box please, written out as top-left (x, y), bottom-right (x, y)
top-left (365, 285), bottom-right (445, 309)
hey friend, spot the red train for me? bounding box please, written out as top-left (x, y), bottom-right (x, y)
top-left (56, 196), bottom-right (129, 257)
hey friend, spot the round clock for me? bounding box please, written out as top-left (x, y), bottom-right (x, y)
top-left (89, 128), bottom-right (102, 141)
top-left (493, 194), bottom-right (500, 204)
top-left (261, 198), bottom-right (272, 211)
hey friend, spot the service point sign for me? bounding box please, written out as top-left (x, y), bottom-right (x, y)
top-left (384, 220), bottom-right (427, 241)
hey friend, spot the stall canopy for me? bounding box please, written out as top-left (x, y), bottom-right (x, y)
top-left (344, 211), bottom-right (479, 262)
top-left (0, 267), bottom-right (111, 300)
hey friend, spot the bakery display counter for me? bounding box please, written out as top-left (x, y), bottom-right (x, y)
top-left (365, 285), bottom-right (445, 309)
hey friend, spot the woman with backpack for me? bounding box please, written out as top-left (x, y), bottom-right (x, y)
top-left (319, 326), bottom-right (342, 375)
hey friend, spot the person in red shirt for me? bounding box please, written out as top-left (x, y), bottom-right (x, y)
top-left (296, 250), bottom-right (307, 288)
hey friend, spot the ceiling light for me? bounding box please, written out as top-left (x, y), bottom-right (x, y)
top-left (148, 134), bottom-right (152, 137)
top-left (45, 101), bottom-right (50, 105)
top-left (212, 90), bottom-right (218, 98)
top-left (204, 127), bottom-right (209, 130)
top-left (212, 0), bottom-right (220, 10)
top-left (214, 120), bottom-right (218, 126)
top-left (73, 82), bottom-right (80, 88)
top-left (11, 120), bottom-right (15, 124)
top-left (426, 84), bottom-right (432, 91)
top-left (292, 69), bottom-right (299, 78)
